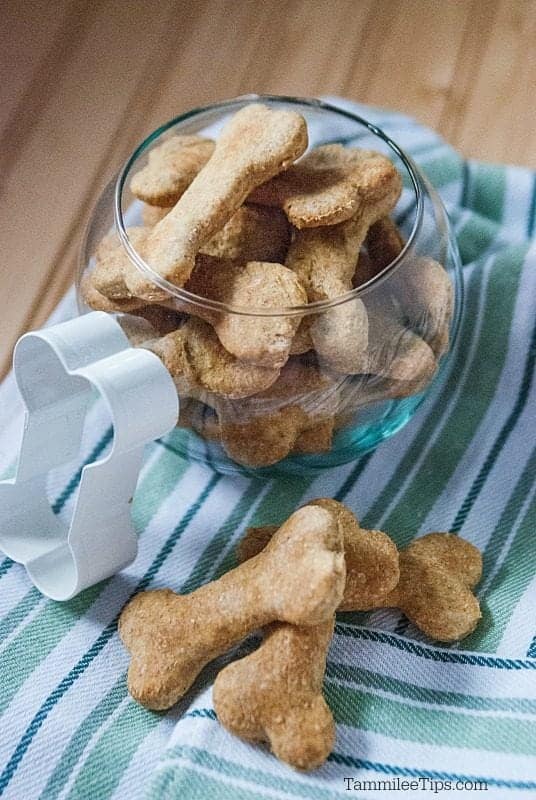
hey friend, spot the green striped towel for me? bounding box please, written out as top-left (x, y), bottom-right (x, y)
top-left (0, 98), bottom-right (535, 800)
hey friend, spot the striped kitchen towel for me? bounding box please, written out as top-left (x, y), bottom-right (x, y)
top-left (0, 99), bottom-right (535, 800)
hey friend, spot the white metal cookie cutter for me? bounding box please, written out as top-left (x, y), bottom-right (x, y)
top-left (0, 312), bottom-right (179, 601)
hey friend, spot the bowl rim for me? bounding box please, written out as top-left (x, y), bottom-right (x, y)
top-left (113, 93), bottom-right (425, 318)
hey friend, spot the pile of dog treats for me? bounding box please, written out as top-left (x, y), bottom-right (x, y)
top-left (82, 104), bottom-right (454, 467)
top-left (119, 499), bottom-right (482, 770)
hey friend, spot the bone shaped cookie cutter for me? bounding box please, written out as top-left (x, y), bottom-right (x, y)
top-left (0, 312), bottom-right (179, 600)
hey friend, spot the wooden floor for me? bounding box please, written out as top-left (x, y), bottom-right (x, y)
top-left (1, 0), bottom-right (535, 378)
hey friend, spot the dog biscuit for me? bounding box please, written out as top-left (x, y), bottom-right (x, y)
top-left (285, 161), bottom-right (402, 373)
top-left (240, 499), bottom-right (400, 610)
top-left (215, 359), bottom-right (337, 465)
top-left (131, 134), bottom-right (215, 207)
top-left (80, 270), bottom-right (145, 313)
top-left (365, 219), bottom-right (453, 357)
top-left (251, 144), bottom-right (402, 228)
top-left (214, 618), bottom-right (335, 770)
top-left (394, 258), bottom-right (454, 357)
top-left (289, 317), bottom-right (313, 354)
top-left (214, 500), bottom-right (399, 769)
top-left (119, 504), bottom-right (345, 709)
top-left (147, 317), bottom-right (281, 399)
top-left (185, 256), bottom-right (306, 369)
top-left (243, 506), bottom-right (478, 641)
top-left (91, 226), bottom-right (168, 303)
top-left (200, 204), bottom-right (290, 263)
top-left (291, 418), bottom-right (334, 454)
top-left (124, 104), bottom-right (308, 299)
top-left (376, 533), bottom-right (482, 641)
top-left (363, 306), bottom-right (438, 396)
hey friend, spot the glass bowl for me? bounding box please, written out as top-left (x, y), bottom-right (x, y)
top-left (77, 95), bottom-right (462, 477)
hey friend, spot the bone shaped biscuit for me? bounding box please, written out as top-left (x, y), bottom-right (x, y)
top-left (239, 499), bottom-right (400, 610)
top-left (285, 165), bottom-right (402, 373)
top-left (214, 500), bottom-right (399, 769)
top-left (250, 144), bottom-right (402, 228)
top-left (393, 258), bottom-right (454, 358)
top-left (375, 533), bottom-right (482, 641)
top-left (185, 256), bottom-right (307, 369)
top-left (217, 407), bottom-right (316, 467)
top-left (215, 515), bottom-right (480, 769)
top-left (91, 227), bottom-right (165, 302)
top-left (119, 504), bottom-right (345, 710)
top-left (130, 135), bottom-right (215, 207)
top-left (291, 418), bottom-right (334, 454)
top-left (238, 509), bottom-right (481, 639)
top-left (146, 317), bottom-right (280, 399)
top-left (82, 261), bottom-right (186, 339)
top-left (330, 308), bottom-right (438, 419)
top-left (214, 618), bottom-right (336, 770)
top-left (289, 317), bottom-right (313, 354)
top-left (286, 220), bottom-right (368, 374)
top-left (364, 218), bottom-right (454, 357)
top-left (353, 215), bottom-right (403, 286)
top-left (215, 359), bottom-right (337, 466)
top-left (362, 306), bottom-right (438, 397)
top-left (81, 265), bottom-right (188, 344)
top-left (122, 104), bottom-right (308, 299)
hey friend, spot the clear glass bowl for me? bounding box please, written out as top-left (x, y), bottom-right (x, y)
top-left (77, 95), bottom-right (462, 477)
